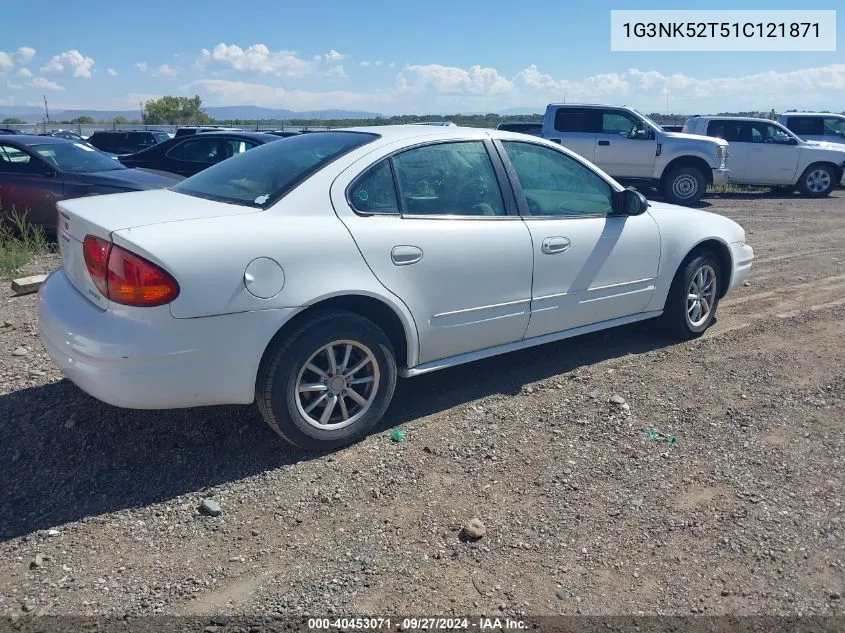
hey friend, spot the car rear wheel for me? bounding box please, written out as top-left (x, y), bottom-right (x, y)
top-left (256, 310), bottom-right (397, 452)
top-left (798, 164), bottom-right (836, 198)
top-left (662, 166), bottom-right (706, 206)
top-left (662, 252), bottom-right (720, 339)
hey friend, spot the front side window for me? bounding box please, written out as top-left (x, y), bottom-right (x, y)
top-left (501, 141), bottom-right (613, 216)
top-left (172, 131), bottom-right (377, 208)
top-left (349, 160), bottom-right (399, 214)
top-left (31, 142), bottom-right (124, 173)
top-left (391, 141), bottom-right (505, 216)
top-left (601, 111), bottom-right (642, 138)
top-left (749, 122), bottom-right (793, 144)
top-left (707, 120), bottom-right (751, 143)
top-left (823, 117), bottom-right (845, 138)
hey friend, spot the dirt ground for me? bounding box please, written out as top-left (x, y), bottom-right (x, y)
top-left (0, 190), bottom-right (843, 620)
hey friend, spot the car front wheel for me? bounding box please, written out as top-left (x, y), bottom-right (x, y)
top-left (798, 164), bottom-right (836, 198)
top-left (256, 310), bottom-right (398, 452)
top-left (663, 252), bottom-right (721, 339)
top-left (662, 166), bottom-right (706, 206)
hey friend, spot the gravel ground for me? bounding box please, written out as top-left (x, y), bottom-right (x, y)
top-left (0, 191), bottom-right (843, 619)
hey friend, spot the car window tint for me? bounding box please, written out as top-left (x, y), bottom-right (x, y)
top-left (169, 138), bottom-right (220, 162)
top-left (391, 142), bottom-right (505, 216)
top-left (0, 144), bottom-right (32, 165)
top-left (553, 108), bottom-right (597, 133)
top-left (787, 117), bottom-right (824, 136)
top-left (224, 139), bottom-right (257, 159)
top-left (349, 160), bottom-right (399, 214)
top-left (707, 120), bottom-right (750, 143)
top-left (502, 141), bottom-right (613, 216)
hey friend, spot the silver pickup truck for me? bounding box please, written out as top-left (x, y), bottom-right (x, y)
top-left (541, 104), bottom-right (729, 206)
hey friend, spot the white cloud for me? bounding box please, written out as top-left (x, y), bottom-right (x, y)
top-left (324, 65), bottom-right (346, 79)
top-left (15, 46), bottom-right (36, 64)
top-left (388, 62), bottom-right (396, 69)
top-left (196, 43), bottom-right (314, 77)
top-left (153, 64), bottom-right (179, 77)
top-left (374, 60), bottom-right (383, 67)
top-left (134, 62), bottom-right (148, 72)
top-left (324, 49), bottom-right (344, 62)
top-left (17, 67), bottom-right (33, 78)
top-left (0, 52), bottom-right (12, 72)
top-left (360, 60), bottom-right (371, 68)
top-left (107, 68), bottom-right (118, 76)
top-left (41, 49), bottom-right (95, 78)
top-left (396, 64), bottom-right (514, 95)
top-left (30, 76), bottom-right (64, 91)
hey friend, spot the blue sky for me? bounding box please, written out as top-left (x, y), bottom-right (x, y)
top-left (1, 0), bottom-right (843, 114)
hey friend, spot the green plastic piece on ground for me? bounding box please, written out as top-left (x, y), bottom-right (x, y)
top-left (391, 428), bottom-right (406, 442)
top-left (643, 426), bottom-right (677, 445)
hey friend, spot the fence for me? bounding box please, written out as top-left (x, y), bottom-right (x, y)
top-left (1, 122), bottom-right (337, 136)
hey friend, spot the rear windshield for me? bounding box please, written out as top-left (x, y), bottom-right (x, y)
top-left (171, 131), bottom-right (378, 208)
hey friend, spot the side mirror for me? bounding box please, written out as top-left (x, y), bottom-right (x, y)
top-left (612, 187), bottom-right (649, 216)
top-left (631, 128), bottom-right (652, 140)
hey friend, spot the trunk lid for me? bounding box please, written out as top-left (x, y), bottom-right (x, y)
top-left (56, 189), bottom-right (259, 307)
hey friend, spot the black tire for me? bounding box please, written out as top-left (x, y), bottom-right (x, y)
top-left (662, 166), bottom-right (706, 206)
top-left (256, 310), bottom-right (398, 452)
top-left (662, 252), bottom-right (721, 340)
top-left (797, 163), bottom-right (836, 198)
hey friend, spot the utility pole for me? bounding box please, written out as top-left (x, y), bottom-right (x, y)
top-left (139, 101), bottom-right (144, 127)
top-left (43, 95), bottom-right (50, 132)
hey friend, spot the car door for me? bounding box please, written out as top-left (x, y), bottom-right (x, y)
top-left (494, 139), bottom-right (660, 338)
top-left (706, 120), bottom-right (750, 181)
top-left (0, 143), bottom-right (65, 231)
top-left (547, 107), bottom-right (598, 163)
top-left (330, 139), bottom-right (534, 365)
top-left (744, 121), bottom-right (801, 184)
top-left (164, 137), bottom-right (224, 176)
top-left (821, 116), bottom-right (845, 145)
top-left (592, 109), bottom-right (657, 178)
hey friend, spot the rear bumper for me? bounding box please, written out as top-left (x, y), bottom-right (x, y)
top-left (727, 241), bottom-right (754, 294)
top-left (711, 168), bottom-right (730, 187)
top-left (38, 269), bottom-right (296, 409)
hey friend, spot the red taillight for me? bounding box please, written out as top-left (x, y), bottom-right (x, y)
top-left (82, 234), bottom-right (179, 307)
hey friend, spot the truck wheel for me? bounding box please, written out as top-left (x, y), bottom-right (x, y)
top-left (798, 164), bottom-right (835, 198)
top-left (256, 310), bottom-right (398, 452)
top-left (663, 166), bottom-right (705, 206)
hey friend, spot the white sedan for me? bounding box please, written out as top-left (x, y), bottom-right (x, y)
top-left (38, 126), bottom-right (753, 451)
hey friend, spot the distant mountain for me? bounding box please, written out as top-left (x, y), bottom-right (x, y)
top-left (1, 104), bottom-right (382, 123)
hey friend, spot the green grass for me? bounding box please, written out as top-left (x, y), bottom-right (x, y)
top-left (707, 183), bottom-right (771, 194)
top-left (0, 208), bottom-right (53, 277)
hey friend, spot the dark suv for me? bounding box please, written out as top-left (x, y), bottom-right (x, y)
top-left (87, 130), bottom-right (170, 155)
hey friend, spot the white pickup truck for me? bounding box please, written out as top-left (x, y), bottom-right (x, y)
top-left (683, 116), bottom-right (845, 197)
top-left (541, 104), bottom-right (729, 206)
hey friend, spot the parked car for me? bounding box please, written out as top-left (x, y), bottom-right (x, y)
top-left (408, 121), bottom-right (457, 126)
top-left (496, 121), bottom-right (543, 136)
top-left (661, 125), bottom-right (685, 133)
top-left (38, 126), bottom-right (753, 452)
top-left (0, 135), bottom-right (183, 233)
top-left (87, 130), bottom-right (171, 156)
top-left (683, 116), bottom-right (845, 196)
top-left (0, 127), bottom-right (24, 135)
top-left (260, 130), bottom-right (301, 138)
top-left (39, 129), bottom-right (88, 143)
top-left (174, 126), bottom-right (242, 138)
top-left (118, 132), bottom-right (280, 177)
top-left (541, 104), bottom-right (729, 206)
top-left (778, 112), bottom-right (845, 146)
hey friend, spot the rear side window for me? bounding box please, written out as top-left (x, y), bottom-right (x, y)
top-left (167, 138), bottom-right (220, 162)
top-left (349, 161), bottom-right (399, 214)
top-left (553, 108), bottom-right (598, 133)
top-left (707, 120), bottom-right (750, 143)
top-left (785, 117), bottom-right (824, 136)
top-left (391, 141), bottom-right (505, 216)
top-left (172, 131), bottom-right (378, 208)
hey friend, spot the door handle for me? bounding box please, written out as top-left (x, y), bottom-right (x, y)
top-left (598, 140), bottom-right (611, 146)
top-left (541, 237), bottom-right (571, 255)
top-left (391, 245), bottom-right (423, 266)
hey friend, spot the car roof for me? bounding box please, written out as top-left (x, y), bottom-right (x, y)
top-left (689, 116), bottom-right (783, 124)
top-left (179, 131), bottom-right (280, 141)
top-left (780, 112), bottom-right (845, 117)
top-left (0, 134), bottom-right (74, 146)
